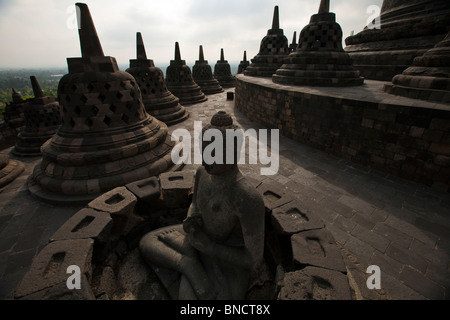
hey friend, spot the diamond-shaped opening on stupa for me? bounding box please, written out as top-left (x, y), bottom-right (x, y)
top-left (122, 114), bottom-right (129, 124)
top-left (85, 118), bottom-right (93, 128)
top-left (87, 83), bottom-right (95, 92)
top-left (104, 115), bottom-right (112, 127)
top-left (98, 93), bottom-right (106, 103)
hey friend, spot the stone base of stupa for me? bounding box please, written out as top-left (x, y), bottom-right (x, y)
top-left (195, 79), bottom-right (224, 95)
top-left (0, 154), bottom-right (25, 189)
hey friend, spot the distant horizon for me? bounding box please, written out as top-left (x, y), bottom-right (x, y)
top-left (0, 0), bottom-right (383, 70)
top-left (0, 62), bottom-right (242, 78)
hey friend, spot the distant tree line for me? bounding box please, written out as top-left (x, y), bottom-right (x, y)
top-left (0, 69), bottom-right (64, 119)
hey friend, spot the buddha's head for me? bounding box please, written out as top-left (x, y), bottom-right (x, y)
top-left (201, 111), bottom-right (240, 175)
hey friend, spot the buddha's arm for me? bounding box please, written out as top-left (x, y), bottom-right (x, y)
top-left (183, 168), bottom-right (203, 233)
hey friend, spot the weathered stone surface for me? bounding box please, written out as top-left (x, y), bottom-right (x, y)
top-left (245, 6), bottom-right (289, 77)
top-left (28, 4), bottom-right (174, 206)
top-left (236, 75), bottom-right (450, 192)
top-left (14, 239), bottom-right (94, 299)
top-left (271, 200), bottom-right (325, 235)
top-left (256, 180), bottom-right (295, 212)
top-left (18, 274), bottom-right (95, 300)
top-left (166, 42), bottom-right (207, 105)
top-left (273, 1), bottom-right (364, 87)
top-left (345, 0), bottom-right (450, 81)
top-left (12, 76), bottom-right (61, 157)
top-left (126, 32), bottom-right (189, 126)
top-left (126, 176), bottom-right (161, 204)
top-left (291, 229), bottom-right (346, 273)
top-left (0, 155), bottom-right (25, 189)
top-left (50, 208), bottom-right (112, 242)
top-left (116, 249), bottom-right (170, 300)
top-left (279, 267), bottom-right (352, 300)
top-left (92, 266), bottom-right (118, 299)
top-left (88, 187), bottom-right (140, 235)
top-left (384, 31), bottom-right (450, 103)
top-left (160, 170), bottom-right (195, 209)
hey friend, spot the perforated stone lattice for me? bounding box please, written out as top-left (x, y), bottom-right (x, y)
top-left (192, 63), bottom-right (214, 80)
top-left (259, 35), bottom-right (289, 55)
top-left (299, 19), bottom-right (343, 51)
top-left (132, 69), bottom-right (168, 97)
top-left (192, 63), bottom-right (224, 95)
top-left (23, 102), bottom-right (61, 131)
top-left (58, 76), bottom-right (147, 131)
top-left (166, 64), bottom-right (196, 85)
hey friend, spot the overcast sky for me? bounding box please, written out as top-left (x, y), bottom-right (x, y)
top-left (0, 0), bottom-right (383, 69)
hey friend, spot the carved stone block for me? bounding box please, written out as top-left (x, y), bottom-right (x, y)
top-left (291, 229), bottom-right (346, 273)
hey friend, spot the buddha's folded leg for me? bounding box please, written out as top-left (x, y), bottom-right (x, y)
top-left (139, 225), bottom-right (216, 300)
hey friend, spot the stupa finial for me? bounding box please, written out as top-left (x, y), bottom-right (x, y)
top-left (292, 31), bottom-right (297, 45)
top-left (76, 3), bottom-right (104, 58)
top-left (30, 76), bottom-right (44, 98)
top-left (199, 45), bottom-right (205, 62)
top-left (318, 0), bottom-right (330, 14)
top-left (272, 5), bottom-right (280, 30)
top-left (244, 51), bottom-right (247, 61)
top-left (136, 32), bottom-right (147, 60)
top-left (175, 42), bottom-right (181, 61)
top-left (220, 48), bottom-right (225, 61)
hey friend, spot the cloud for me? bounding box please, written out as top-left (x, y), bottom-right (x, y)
top-left (0, 0), bottom-right (384, 69)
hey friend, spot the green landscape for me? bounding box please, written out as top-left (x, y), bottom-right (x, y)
top-left (0, 68), bottom-right (65, 120)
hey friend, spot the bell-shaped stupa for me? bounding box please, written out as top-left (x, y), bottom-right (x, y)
top-left (3, 89), bottom-right (26, 129)
top-left (165, 42), bottom-right (207, 105)
top-left (126, 32), bottom-right (188, 126)
top-left (244, 6), bottom-right (289, 77)
top-left (345, 0), bottom-right (450, 81)
top-left (192, 45), bottom-right (224, 95)
top-left (237, 51), bottom-right (250, 74)
top-left (12, 77), bottom-right (61, 157)
top-left (214, 49), bottom-right (236, 88)
top-left (273, 0), bottom-right (364, 86)
top-left (384, 31), bottom-right (450, 103)
top-left (28, 3), bottom-right (175, 205)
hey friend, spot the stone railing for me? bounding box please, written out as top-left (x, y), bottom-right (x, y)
top-left (12, 170), bottom-right (354, 300)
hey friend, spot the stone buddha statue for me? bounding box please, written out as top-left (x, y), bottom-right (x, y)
top-left (139, 111), bottom-right (266, 300)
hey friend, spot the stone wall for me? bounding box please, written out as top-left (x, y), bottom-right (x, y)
top-left (235, 75), bottom-right (450, 192)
